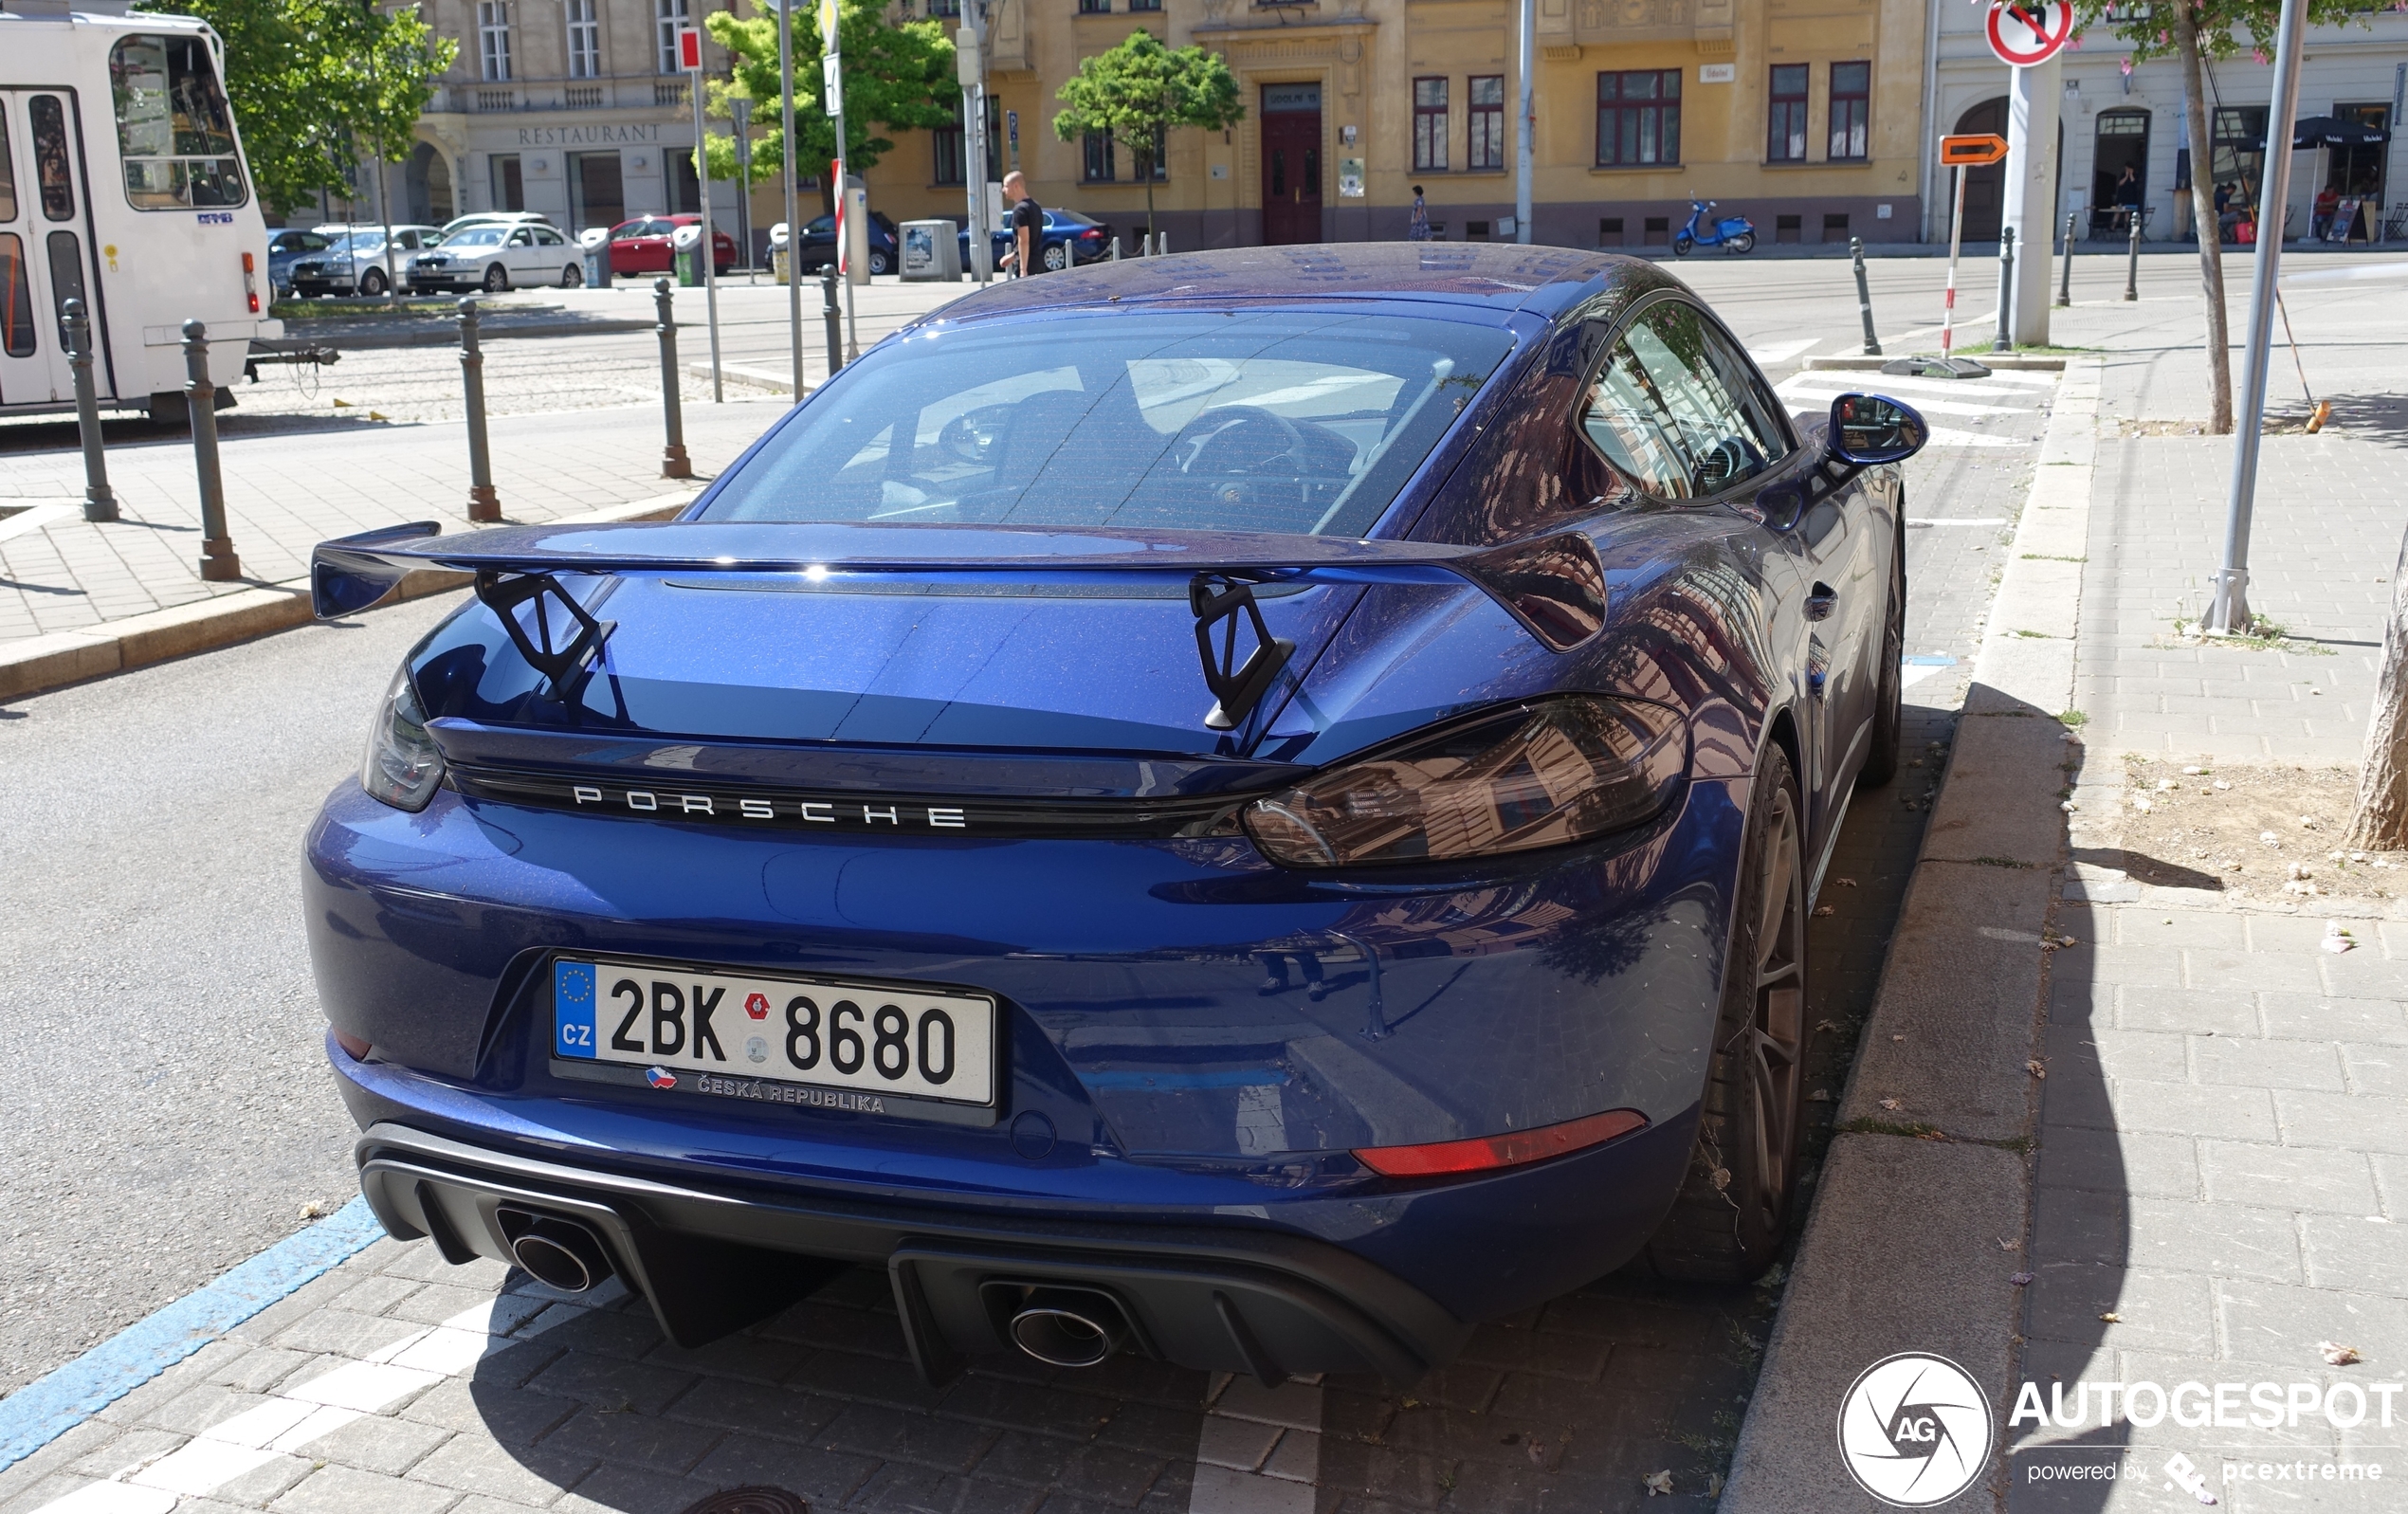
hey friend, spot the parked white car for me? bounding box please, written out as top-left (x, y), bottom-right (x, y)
top-left (409, 223), bottom-right (583, 293)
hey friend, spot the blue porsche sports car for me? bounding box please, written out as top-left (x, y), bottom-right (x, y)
top-left (305, 243), bottom-right (1924, 1384)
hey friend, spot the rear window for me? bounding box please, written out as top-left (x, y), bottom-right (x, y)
top-left (444, 227), bottom-right (506, 247)
top-left (111, 34), bottom-right (247, 210)
top-left (702, 310), bottom-right (1511, 538)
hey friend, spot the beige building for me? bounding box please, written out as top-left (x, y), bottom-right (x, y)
top-left (372, 0), bottom-right (1926, 254)
top-left (863, 0), bottom-right (1929, 250)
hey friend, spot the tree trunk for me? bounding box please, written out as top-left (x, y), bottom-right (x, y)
top-left (1140, 139), bottom-right (1157, 241)
top-left (2174, 6), bottom-right (2234, 434)
top-left (2346, 525), bottom-right (2408, 849)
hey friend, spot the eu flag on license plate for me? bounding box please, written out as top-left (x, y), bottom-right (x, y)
top-left (555, 960), bottom-right (597, 1058)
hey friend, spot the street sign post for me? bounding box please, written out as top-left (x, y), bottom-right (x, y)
top-left (816, 0), bottom-right (857, 359)
top-left (1985, 2), bottom-right (2072, 68)
top-left (1926, 134), bottom-right (2010, 375)
top-left (679, 27), bottom-right (722, 403)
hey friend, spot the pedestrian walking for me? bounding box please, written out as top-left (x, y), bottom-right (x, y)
top-left (1003, 171), bottom-right (1042, 277)
top-left (1407, 185), bottom-right (1431, 242)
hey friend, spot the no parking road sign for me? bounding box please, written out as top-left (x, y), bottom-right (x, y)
top-left (1986, 2), bottom-right (2074, 67)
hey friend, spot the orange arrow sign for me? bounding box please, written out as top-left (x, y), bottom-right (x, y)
top-left (1940, 133), bottom-right (2011, 167)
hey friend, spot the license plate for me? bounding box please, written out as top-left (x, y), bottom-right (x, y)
top-left (552, 958), bottom-right (996, 1110)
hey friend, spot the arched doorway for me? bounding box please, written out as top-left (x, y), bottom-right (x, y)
top-left (1951, 98), bottom-right (2008, 243)
top-left (407, 141), bottom-right (454, 226)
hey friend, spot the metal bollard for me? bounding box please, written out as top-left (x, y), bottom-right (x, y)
top-left (182, 319), bottom-right (240, 581)
top-left (1850, 237), bottom-right (1881, 356)
top-left (1110, 237), bottom-right (1121, 261)
top-left (63, 298), bottom-right (118, 521)
top-left (458, 300), bottom-right (501, 521)
top-left (821, 267), bottom-right (844, 378)
top-left (2124, 210), bottom-right (2142, 302)
top-left (1993, 226), bottom-right (2015, 355)
top-left (653, 280), bottom-right (691, 479)
top-left (2057, 212), bottom-right (2076, 307)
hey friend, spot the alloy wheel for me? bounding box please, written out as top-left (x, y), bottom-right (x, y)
top-left (1739, 786), bottom-right (1805, 1233)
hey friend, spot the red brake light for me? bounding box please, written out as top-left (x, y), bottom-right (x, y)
top-left (1354, 1108), bottom-right (1648, 1177)
top-left (242, 251), bottom-right (259, 312)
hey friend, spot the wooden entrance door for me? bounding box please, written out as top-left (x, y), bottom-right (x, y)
top-left (1260, 83), bottom-right (1323, 245)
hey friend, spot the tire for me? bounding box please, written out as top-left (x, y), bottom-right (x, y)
top-left (359, 268), bottom-right (387, 297)
top-left (1856, 522), bottom-right (1906, 788)
top-left (1729, 231), bottom-right (1757, 255)
top-left (1043, 243), bottom-right (1069, 272)
top-left (1643, 745), bottom-right (1809, 1283)
top-left (868, 250), bottom-right (891, 275)
top-left (482, 264), bottom-right (509, 293)
top-left (562, 263), bottom-right (584, 288)
top-left (1672, 234), bottom-right (1693, 256)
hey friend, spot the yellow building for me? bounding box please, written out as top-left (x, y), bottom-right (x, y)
top-left (843, 0), bottom-right (1928, 251)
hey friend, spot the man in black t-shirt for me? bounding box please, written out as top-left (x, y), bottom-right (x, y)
top-left (1003, 171), bottom-right (1043, 276)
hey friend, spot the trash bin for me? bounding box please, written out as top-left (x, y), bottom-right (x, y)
top-left (768, 222), bottom-right (791, 283)
top-left (578, 228), bottom-right (611, 289)
top-left (899, 218), bottom-right (962, 282)
top-left (671, 223), bottom-right (704, 287)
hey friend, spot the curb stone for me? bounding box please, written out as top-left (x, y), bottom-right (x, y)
top-left (1721, 360), bottom-right (2103, 1512)
top-left (0, 486), bottom-right (702, 703)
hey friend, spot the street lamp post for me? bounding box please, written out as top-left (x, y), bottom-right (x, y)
top-left (360, 0), bottom-right (399, 307)
top-left (1513, 0), bottom-right (1532, 245)
top-left (778, 0), bottom-right (803, 392)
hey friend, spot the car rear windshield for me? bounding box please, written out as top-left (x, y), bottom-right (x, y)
top-left (702, 310), bottom-right (1512, 538)
top-left (442, 227), bottom-right (506, 247)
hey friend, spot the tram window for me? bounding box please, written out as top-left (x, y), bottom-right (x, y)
top-left (110, 34), bottom-right (248, 210)
top-left (47, 232), bottom-right (87, 341)
top-left (1, 236), bottom-right (33, 357)
top-left (31, 97), bottom-right (74, 221)
top-left (0, 117), bottom-right (16, 221)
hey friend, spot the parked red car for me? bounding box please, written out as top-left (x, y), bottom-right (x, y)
top-left (607, 214), bottom-right (739, 275)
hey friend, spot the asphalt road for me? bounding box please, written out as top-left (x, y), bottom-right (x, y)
top-left (0, 595), bottom-right (457, 1392)
top-left (0, 247), bottom-right (2109, 1440)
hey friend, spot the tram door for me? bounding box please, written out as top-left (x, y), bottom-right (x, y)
top-left (0, 89), bottom-right (104, 406)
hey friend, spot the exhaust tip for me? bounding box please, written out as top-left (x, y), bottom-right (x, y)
top-left (498, 1210), bottom-right (612, 1293)
top-left (1007, 1289), bottom-right (1129, 1368)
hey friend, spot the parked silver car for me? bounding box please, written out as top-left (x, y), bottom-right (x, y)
top-left (410, 222), bottom-right (584, 293)
top-left (291, 226), bottom-right (443, 297)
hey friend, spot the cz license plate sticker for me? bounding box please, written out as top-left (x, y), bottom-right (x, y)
top-left (553, 958), bottom-right (997, 1117)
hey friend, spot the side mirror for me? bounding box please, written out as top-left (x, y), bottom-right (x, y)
top-left (1826, 393), bottom-right (1927, 465)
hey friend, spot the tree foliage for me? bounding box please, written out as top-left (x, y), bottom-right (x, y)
top-left (2075, 0), bottom-right (2396, 64)
top-left (702, 0), bottom-right (957, 204)
top-left (1051, 30), bottom-right (1243, 234)
top-left (141, 0), bottom-right (453, 216)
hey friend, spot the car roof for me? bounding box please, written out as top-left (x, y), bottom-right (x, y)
top-left (919, 242), bottom-right (1659, 326)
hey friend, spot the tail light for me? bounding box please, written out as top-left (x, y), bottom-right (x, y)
top-left (1355, 1107), bottom-right (1648, 1177)
top-left (241, 250), bottom-right (259, 313)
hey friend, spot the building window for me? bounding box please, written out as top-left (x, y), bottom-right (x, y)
top-left (565, 0), bottom-right (600, 79)
top-left (934, 100), bottom-right (965, 185)
top-left (1078, 0), bottom-right (1109, 12)
top-left (655, 0), bottom-right (690, 75)
top-left (1469, 75), bottom-right (1505, 171)
top-left (927, 0), bottom-right (960, 12)
top-left (1597, 215), bottom-right (1623, 246)
top-left (1083, 131), bottom-right (1115, 181)
top-left (489, 152), bottom-right (523, 210)
top-left (1596, 69), bottom-right (1679, 167)
top-left (1828, 61), bottom-right (1870, 161)
top-left (1775, 212), bottom-right (1801, 242)
top-left (2212, 105), bottom-right (2268, 208)
top-left (1822, 212), bottom-right (1850, 241)
top-left (1413, 77), bottom-right (1448, 173)
top-left (1128, 0), bottom-right (1161, 10)
top-left (1767, 64), bottom-right (1807, 162)
top-left (478, 1), bottom-right (513, 82)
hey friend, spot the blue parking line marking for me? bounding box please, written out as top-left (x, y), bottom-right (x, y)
top-left (0, 1196), bottom-right (385, 1472)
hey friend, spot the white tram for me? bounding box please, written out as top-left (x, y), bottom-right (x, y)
top-left (2, 0), bottom-right (278, 421)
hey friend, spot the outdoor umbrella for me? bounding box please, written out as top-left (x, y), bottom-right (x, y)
top-left (2290, 115), bottom-right (2391, 149)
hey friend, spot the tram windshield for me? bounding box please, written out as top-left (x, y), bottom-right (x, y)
top-left (109, 34), bottom-right (246, 210)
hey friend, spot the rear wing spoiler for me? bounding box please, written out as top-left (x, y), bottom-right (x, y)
top-left (312, 520), bottom-right (1606, 729)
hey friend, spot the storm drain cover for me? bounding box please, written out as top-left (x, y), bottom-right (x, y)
top-left (676, 1490), bottom-right (809, 1514)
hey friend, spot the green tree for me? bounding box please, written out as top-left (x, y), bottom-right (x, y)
top-left (2074, 0), bottom-right (2391, 434)
top-left (702, 0), bottom-right (957, 215)
top-left (1051, 30), bottom-right (1243, 238)
top-left (141, 0), bottom-right (452, 217)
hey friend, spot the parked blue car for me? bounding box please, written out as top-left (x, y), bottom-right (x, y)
top-left (965, 206), bottom-right (1114, 271)
top-left (305, 244), bottom-right (1923, 1383)
top-left (265, 228), bottom-right (335, 299)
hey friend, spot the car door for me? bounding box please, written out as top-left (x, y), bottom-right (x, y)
top-left (0, 89), bottom-right (98, 406)
top-left (532, 225), bottom-right (569, 280)
top-left (504, 226), bottom-right (540, 279)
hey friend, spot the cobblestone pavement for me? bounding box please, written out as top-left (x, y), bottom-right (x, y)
top-left (2006, 262), bottom-right (2408, 1508)
top-left (0, 271), bottom-right (2054, 1511)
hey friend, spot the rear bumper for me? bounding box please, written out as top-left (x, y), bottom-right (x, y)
top-left (356, 1119), bottom-right (1473, 1385)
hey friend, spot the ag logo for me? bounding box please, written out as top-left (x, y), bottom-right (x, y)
top-left (745, 992), bottom-right (771, 1020)
top-left (1836, 1352), bottom-right (1993, 1506)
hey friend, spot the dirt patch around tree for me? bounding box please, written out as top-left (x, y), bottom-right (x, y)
top-left (2093, 757), bottom-right (2408, 904)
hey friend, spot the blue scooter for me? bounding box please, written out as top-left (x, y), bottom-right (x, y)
top-left (1673, 199), bottom-right (1756, 256)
